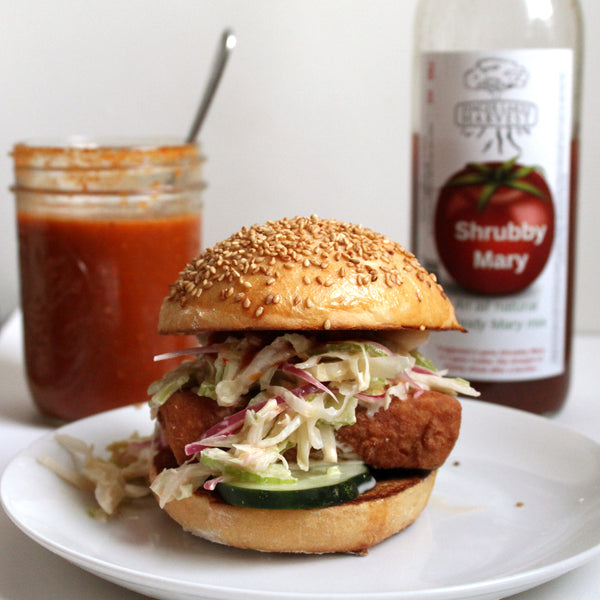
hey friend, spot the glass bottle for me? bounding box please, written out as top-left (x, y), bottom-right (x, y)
top-left (13, 138), bottom-right (204, 421)
top-left (411, 0), bottom-right (583, 413)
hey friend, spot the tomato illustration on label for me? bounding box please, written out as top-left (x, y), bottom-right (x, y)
top-left (434, 158), bottom-right (554, 295)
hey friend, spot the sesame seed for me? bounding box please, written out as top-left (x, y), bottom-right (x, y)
top-left (243, 298), bottom-right (251, 309)
top-left (167, 215), bottom-right (440, 307)
top-left (265, 294), bottom-right (274, 305)
top-left (306, 298), bottom-right (314, 308)
top-left (323, 319), bottom-right (331, 330)
top-left (255, 306), bottom-right (264, 317)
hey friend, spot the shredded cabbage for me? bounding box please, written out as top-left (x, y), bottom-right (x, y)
top-left (38, 432), bottom-right (152, 518)
top-left (149, 462), bottom-right (213, 508)
top-left (40, 332), bottom-right (481, 516)
top-left (148, 361), bottom-right (204, 418)
top-left (215, 335), bottom-right (298, 406)
top-left (147, 331), bottom-right (480, 497)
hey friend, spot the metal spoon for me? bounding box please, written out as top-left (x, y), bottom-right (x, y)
top-left (186, 28), bottom-right (237, 143)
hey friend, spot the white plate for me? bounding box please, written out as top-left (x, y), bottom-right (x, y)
top-left (2, 400), bottom-right (600, 600)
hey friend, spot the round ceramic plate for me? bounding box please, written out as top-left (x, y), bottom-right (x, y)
top-left (2, 400), bottom-right (600, 600)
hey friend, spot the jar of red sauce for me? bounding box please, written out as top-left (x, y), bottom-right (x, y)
top-left (13, 138), bottom-right (204, 421)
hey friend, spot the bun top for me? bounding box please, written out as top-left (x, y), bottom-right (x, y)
top-left (159, 215), bottom-right (463, 333)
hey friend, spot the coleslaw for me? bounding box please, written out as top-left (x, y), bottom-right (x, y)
top-left (148, 331), bottom-right (479, 507)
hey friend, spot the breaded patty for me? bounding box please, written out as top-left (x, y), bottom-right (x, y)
top-left (157, 390), bottom-right (237, 464)
top-left (335, 390), bottom-right (461, 470)
top-left (158, 389), bottom-right (461, 472)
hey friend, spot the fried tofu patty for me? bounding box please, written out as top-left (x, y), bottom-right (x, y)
top-left (158, 389), bottom-right (460, 471)
top-left (335, 390), bottom-right (461, 470)
top-left (157, 390), bottom-right (237, 465)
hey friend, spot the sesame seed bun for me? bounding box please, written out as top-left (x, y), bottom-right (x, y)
top-left (159, 215), bottom-right (463, 333)
top-left (149, 457), bottom-right (437, 554)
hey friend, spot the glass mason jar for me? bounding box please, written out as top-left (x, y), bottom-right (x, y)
top-left (13, 138), bottom-right (204, 421)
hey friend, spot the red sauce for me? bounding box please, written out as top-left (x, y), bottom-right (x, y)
top-left (18, 212), bottom-right (201, 421)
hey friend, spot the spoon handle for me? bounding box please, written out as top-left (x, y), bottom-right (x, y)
top-left (186, 29), bottom-right (237, 144)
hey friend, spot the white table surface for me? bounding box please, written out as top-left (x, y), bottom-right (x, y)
top-left (1, 311), bottom-right (599, 600)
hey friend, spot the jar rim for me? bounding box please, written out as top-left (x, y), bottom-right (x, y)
top-left (12, 136), bottom-right (203, 170)
top-left (14, 135), bottom-right (194, 151)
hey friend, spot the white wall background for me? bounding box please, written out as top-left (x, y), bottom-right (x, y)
top-left (0, 0), bottom-right (598, 331)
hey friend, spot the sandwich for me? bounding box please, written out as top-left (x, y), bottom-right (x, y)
top-left (147, 215), bottom-right (478, 554)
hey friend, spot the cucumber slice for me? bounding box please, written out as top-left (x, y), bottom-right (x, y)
top-left (215, 461), bottom-right (375, 509)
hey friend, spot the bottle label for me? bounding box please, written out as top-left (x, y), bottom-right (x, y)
top-left (414, 49), bottom-right (574, 381)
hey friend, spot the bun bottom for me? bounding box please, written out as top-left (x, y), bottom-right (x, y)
top-left (149, 460), bottom-right (437, 554)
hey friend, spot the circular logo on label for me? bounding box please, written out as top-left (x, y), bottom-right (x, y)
top-left (434, 158), bottom-right (555, 295)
